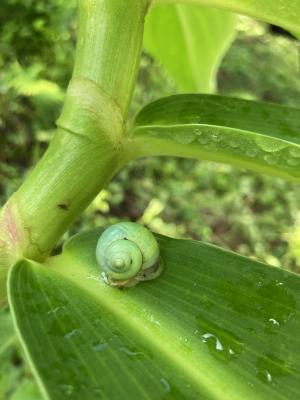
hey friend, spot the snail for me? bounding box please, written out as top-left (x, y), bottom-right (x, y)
top-left (96, 222), bottom-right (163, 288)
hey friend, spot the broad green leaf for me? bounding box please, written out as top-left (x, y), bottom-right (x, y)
top-left (151, 0), bottom-right (300, 38)
top-left (0, 307), bottom-right (15, 355)
top-left (129, 95), bottom-right (300, 182)
top-left (9, 228), bottom-right (300, 399)
top-left (0, 307), bottom-right (42, 400)
top-left (144, 4), bottom-right (236, 92)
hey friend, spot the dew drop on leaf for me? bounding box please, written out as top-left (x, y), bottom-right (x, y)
top-left (287, 158), bottom-right (300, 167)
top-left (256, 136), bottom-right (288, 153)
top-left (256, 354), bottom-right (295, 386)
top-left (202, 332), bottom-right (224, 351)
top-left (263, 154), bottom-right (277, 165)
top-left (198, 135), bottom-right (210, 145)
top-left (268, 318), bottom-right (280, 327)
top-left (193, 127), bottom-right (202, 136)
top-left (60, 384), bottom-right (74, 397)
top-left (64, 329), bottom-right (79, 340)
top-left (160, 377), bottom-right (171, 393)
top-left (289, 147), bottom-right (300, 158)
top-left (119, 346), bottom-right (146, 360)
top-left (93, 342), bottom-right (107, 352)
top-left (172, 131), bottom-right (196, 145)
top-left (195, 317), bottom-right (244, 362)
top-left (246, 148), bottom-right (258, 158)
top-left (211, 132), bottom-right (221, 142)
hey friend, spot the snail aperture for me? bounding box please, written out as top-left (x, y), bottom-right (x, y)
top-left (96, 222), bottom-right (163, 287)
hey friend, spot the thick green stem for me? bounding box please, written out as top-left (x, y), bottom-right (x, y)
top-left (0, 0), bottom-right (149, 304)
top-left (74, 0), bottom-right (149, 115)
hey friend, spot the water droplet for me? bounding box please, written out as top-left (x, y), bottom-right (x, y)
top-left (202, 333), bottom-right (224, 351)
top-left (149, 314), bottom-right (161, 326)
top-left (256, 137), bottom-right (288, 153)
top-left (266, 371), bottom-right (272, 383)
top-left (93, 342), bottom-right (107, 352)
top-left (198, 135), bottom-right (210, 145)
top-left (60, 384), bottom-right (74, 396)
top-left (64, 329), bottom-right (79, 340)
top-left (160, 377), bottom-right (171, 393)
top-left (287, 158), bottom-right (300, 167)
top-left (196, 316), bottom-right (244, 362)
top-left (246, 148), bottom-right (258, 158)
top-left (275, 281), bottom-right (284, 287)
top-left (256, 354), bottom-right (292, 385)
top-left (268, 318), bottom-right (280, 327)
top-left (264, 154), bottom-right (277, 165)
top-left (211, 132), bottom-right (221, 142)
top-left (218, 278), bottom-right (296, 332)
top-left (193, 127), bottom-right (202, 136)
top-left (228, 139), bottom-right (239, 149)
top-left (289, 147), bottom-right (300, 158)
top-left (47, 306), bottom-right (64, 315)
top-left (119, 346), bottom-right (145, 359)
top-left (173, 131), bottom-right (196, 145)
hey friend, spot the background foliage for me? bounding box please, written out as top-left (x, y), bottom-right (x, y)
top-left (0, 1), bottom-right (299, 398)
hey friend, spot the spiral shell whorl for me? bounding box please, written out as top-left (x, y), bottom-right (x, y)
top-left (96, 222), bottom-right (160, 285)
top-left (101, 239), bottom-right (142, 280)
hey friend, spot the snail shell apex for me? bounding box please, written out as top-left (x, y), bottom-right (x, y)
top-left (96, 222), bottom-right (162, 287)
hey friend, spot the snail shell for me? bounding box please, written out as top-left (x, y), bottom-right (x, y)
top-left (96, 222), bottom-right (162, 287)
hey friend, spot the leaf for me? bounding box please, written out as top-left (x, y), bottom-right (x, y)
top-left (144, 4), bottom-right (236, 92)
top-left (10, 380), bottom-right (42, 400)
top-left (0, 307), bottom-right (42, 399)
top-left (0, 307), bottom-right (15, 355)
top-left (129, 94), bottom-right (300, 182)
top-left (152, 0), bottom-right (300, 38)
top-left (9, 228), bottom-right (300, 399)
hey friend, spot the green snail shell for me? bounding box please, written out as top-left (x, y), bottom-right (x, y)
top-left (96, 222), bottom-right (162, 287)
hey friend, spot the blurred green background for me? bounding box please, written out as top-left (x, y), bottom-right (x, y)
top-left (0, 1), bottom-right (300, 398)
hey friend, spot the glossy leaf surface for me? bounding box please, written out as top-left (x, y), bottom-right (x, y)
top-left (152, 0), bottom-right (300, 38)
top-left (130, 94), bottom-right (300, 182)
top-left (144, 4), bottom-right (236, 92)
top-left (9, 229), bottom-right (300, 399)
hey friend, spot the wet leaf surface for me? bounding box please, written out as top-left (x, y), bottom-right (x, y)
top-left (8, 229), bottom-right (300, 399)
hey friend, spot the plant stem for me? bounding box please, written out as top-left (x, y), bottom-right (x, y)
top-left (0, 0), bottom-right (149, 304)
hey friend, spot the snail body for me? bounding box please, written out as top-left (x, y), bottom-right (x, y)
top-left (96, 222), bottom-right (162, 287)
